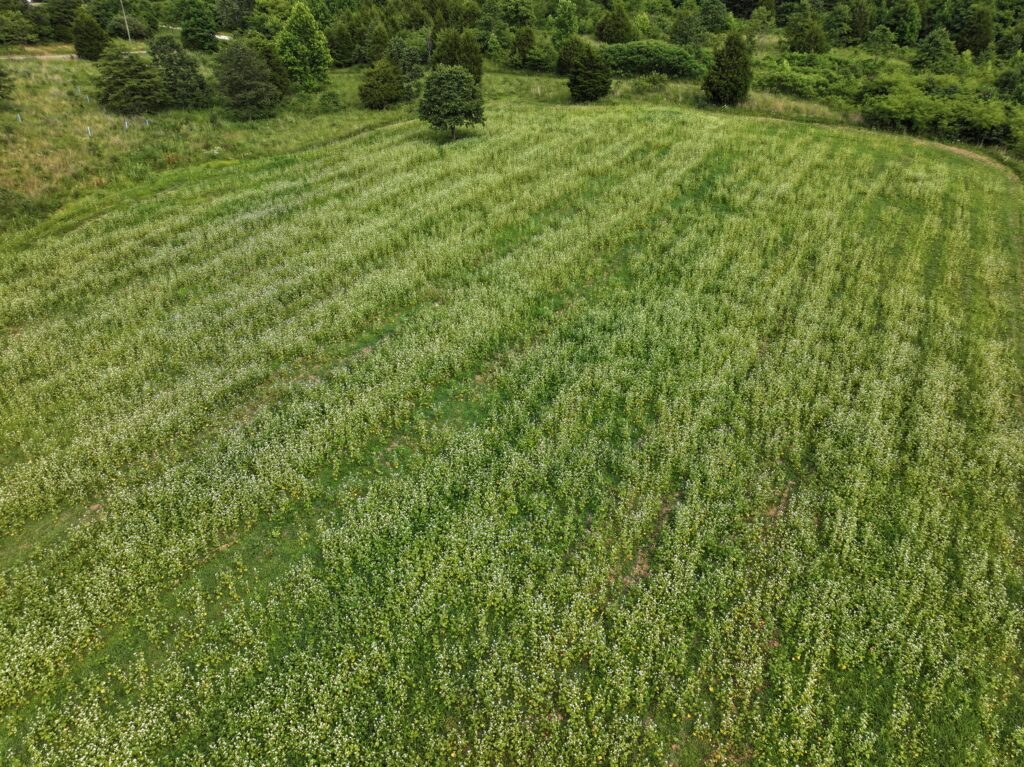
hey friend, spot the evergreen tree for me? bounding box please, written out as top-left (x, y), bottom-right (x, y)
top-left (995, 53), bottom-right (1024, 103)
top-left (96, 43), bottom-right (166, 113)
top-left (956, 3), bottom-right (994, 54)
top-left (150, 33), bottom-right (209, 107)
top-left (670, 0), bottom-right (706, 46)
top-left (326, 15), bottom-right (357, 66)
top-left (556, 33), bottom-right (586, 75)
top-left (596, 1), bottom-right (634, 44)
top-left (274, 1), bottom-right (331, 91)
top-left (512, 24), bottom-right (534, 65)
top-left (848, 0), bottom-right (874, 42)
top-left (215, 0), bottom-right (253, 31)
top-left (46, 0), bottom-right (80, 42)
top-left (180, 0), bottom-right (218, 51)
top-left (432, 28), bottom-right (482, 82)
top-left (567, 41), bottom-right (611, 102)
top-left (702, 30), bottom-right (751, 105)
top-left (214, 38), bottom-right (284, 118)
top-left (786, 1), bottom-right (829, 52)
top-left (887, 0), bottom-right (921, 45)
top-left (358, 57), bottom-right (405, 108)
top-left (699, 0), bottom-right (731, 33)
top-left (418, 64), bottom-right (483, 139)
top-left (916, 25), bottom-right (959, 71)
top-left (72, 7), bottom-right (107, 60)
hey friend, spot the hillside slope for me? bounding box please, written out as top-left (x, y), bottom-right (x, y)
top-left (2, 99), bottom-right (1023, 765)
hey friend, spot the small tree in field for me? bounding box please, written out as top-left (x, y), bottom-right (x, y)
top-left (418, 64), bottom-right (483, 139)
top-left (703, 30), bottom-right (751, 105)
top-left (151, 34), bottom-right (209, 108)
top-left (97, 44), bottom-right (166, 113)
top-left (359, 57), bottom-right (405, 108)
top-left (596, 1), bottom-right (635, 44)
top-left (181, 0), bottom-right (218, 52)
top-left (215, 38), bottom-right (284, 118)
top-left (72, 7), bottom-right (107, 61)
top-left (275, 1), bottom-right (332, 90)
top-left (567, 41), bottom-right (611, 103)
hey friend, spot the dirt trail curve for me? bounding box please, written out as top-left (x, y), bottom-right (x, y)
top-left (0, 53), bottom-right (77, 60)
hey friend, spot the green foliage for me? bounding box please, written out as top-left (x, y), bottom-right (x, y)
top-left (864, 23), bottom-right (897, 54)
top-left (180, 0), bottom-right (218, 52)
top-left (358, 57), bottom-right (405, 108)
top-left (72, 7), bottom-right (107, 60)
top-left (596, 1), bottom-right (635, 44)
top-left (670, 0), bottom-right (706, 47)
top-left (418, 63), bottom-right (483, 137)
top-left (699, 0), bottom-right (731, 33)
top-left (916, 26), bottom-right (959, 73)
top-left (0, 61), bottom-right (12, 102)
top-left (432, 27), bottom-right (483, 82)
top-left (567, 40), bottom-right (611, 102)
top-left (703, 29), bottom-right (751, 104)
top-left (746, 5), bottom-right (774, 37)
top-left (150, 33), bottom-right (209, 108)
top-left (826, 3), bottom-right (852, 46)
top-left (389, 27), bottom-right (429, 89)
top-left (556, 33), bottom-right (586, 75)
top-left (214, 38), bottom-right (284, 118)
top-left (274, 2), bottom-right (332, 91)
top-left (523, 34), bottom-right (556, 71)
top-left (551, 0), bottom-right (577, 47)
top-left (956, 2), bottom-right (994, 54)
top-left (105, 13), bottom-right (150, 39)
top-left (326, 15), bottom-right (357, 66)
top-left (97, 43), bottom-right (166, 113)
top-left (886, 0), bottom-right (921, 45)
top-left (0, 9), bottom-right (36, 43)
top-left (602, 40), bottom-right (709, 78)
top-left (848, 0), bottom-right (874, 42)
top-left (215, 0), bottom-right (252, 31)
top-left (995, 53), bottom-right (1024, 103)
top-left (786, 2), bottom-right (829, 54)
top-left (46, 0), bottom-right (80, 41)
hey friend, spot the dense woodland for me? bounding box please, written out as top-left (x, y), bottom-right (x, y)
top-left (2, 0), bottom-right (1024, 150)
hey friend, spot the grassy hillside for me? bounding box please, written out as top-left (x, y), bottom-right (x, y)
top-left (1, 79), bottom-right (1023, 765)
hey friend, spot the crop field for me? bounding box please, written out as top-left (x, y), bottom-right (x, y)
top-left (2, 93), bottom-right (1023, 765)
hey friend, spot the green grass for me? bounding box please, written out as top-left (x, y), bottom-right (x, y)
top-left (1, 64), bottom-right (1023, 766)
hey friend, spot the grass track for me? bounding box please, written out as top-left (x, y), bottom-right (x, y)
top-left (1, 94), bottom-right (1023, 766)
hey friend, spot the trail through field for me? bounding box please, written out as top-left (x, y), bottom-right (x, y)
top-left (1, 98), bottom-right (1022, 767)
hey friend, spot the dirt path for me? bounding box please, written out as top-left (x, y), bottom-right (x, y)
top-left (0, 53), bottom-right (76, 60)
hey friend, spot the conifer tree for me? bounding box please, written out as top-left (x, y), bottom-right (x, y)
top-left (214, 38), bottom-right (284, 118)
top-left (97, 43), bottom-right (166, 113)
top-left (567, 41), bottom-right (611, 102)
top-left (596, 1), bottom-right (635, 44)
top-left (274, 1), bottom-right (331, 91)
top-left (358, 57), bottom-right (405, 108)
top-left (181, 0), bottom-right (218, 52)
top-left (151, 33), bottom-right (209, 108)
top-left (703, 30), bottom-right (751, 105)
top-left (72, 7), bottom-right (107, 61)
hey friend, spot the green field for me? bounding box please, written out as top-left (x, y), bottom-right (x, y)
top-left (2, 72), bottom-right (1024, 766)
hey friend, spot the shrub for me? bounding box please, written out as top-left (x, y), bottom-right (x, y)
top-left (0, 9), bottom-right (36, 44)
top-left (523, 35), bottom-right (556, 72)
top-left (359, 57), bottom-right (405, 109)
top-left (180, 0), bottom-right (218, 52)
top-left (214, 38), bottom-right (284, 118)
top-left (567, 41), bottom-right (611, 103)
top-left (703, 30), bottom-right (751, 105)
top-left (97, 43), bottom-right (166, 113)
top-left (633, 71), bottom-right (669, 93)
top-left (418, 64), bottom-right (483, 139)
top-left (326, 16), bottom-right (356, 66)
top-left (150, 33), bottom-right (208, 108)
top-left (596, 1), bottom-right (635, 44)
top-left (786, 2), bottom-right (829, 53)
top-left (699, 0), bottom-right (731, 33)
top-left (864, 24), bottom-right (896, 54)
top-left (72, 7), bottom-right (107, 60)
top-left (432, 28), bottom-right (483, 82)
top-left (46, 0), bottom-right (80, 42)
top-left (602, 40), bottom-right (708, 79)
top-left (916, 27), bottom-right (958, 73)
top-left (274, 2), bottom-right (331, 91)
top-left (556, 34), bottom-right (586, 76)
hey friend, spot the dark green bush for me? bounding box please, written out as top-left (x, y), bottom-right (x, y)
top-left (150, 33), bottom-right (209, 108)
top-left (214, 38), bottom-right (284, 119)
top-left (418, 64), bottom-right (483, 139)
top-left (180, 0), bottom-right (218, 52)
top-left (359, 57), bottom-right (405, 109)
top-left (596, 1), bottom-right (635, 44)
top-left (601, 40), bottom-right (708, 79)
top-left (97, 43), bottom-right (166, 113)
top-left (703, 30), bottom-right (752, 105)
top-left (568, 41), bottom-right (611, 103)
top-left (72, 7), bottom-right (107, 60)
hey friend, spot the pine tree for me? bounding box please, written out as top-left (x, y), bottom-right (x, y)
top-left (72, 7), bottom-right (107, 61)
top-left (96, 43), bottom-right (166, 113)
top-left (214, 38), bottom-right (284, 118)
top-left (418, 64), bottom-right (483, 139)
top-left (274, 1), bottom-right (331, 91)
top-left (567, 41), bottom-right (611, 103)
top-left (596, 1), bottom-right (635, 44)
top-left (702, 30), bottom-right (751, 105)
top-left (47, 0), bottom-right (80, 42)
top-left (150, 33), bottom-right (209, 108)
top-left (180, 0), bottom-right (218, 52)
top-left (358, 57), bottom-right (405, 108)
